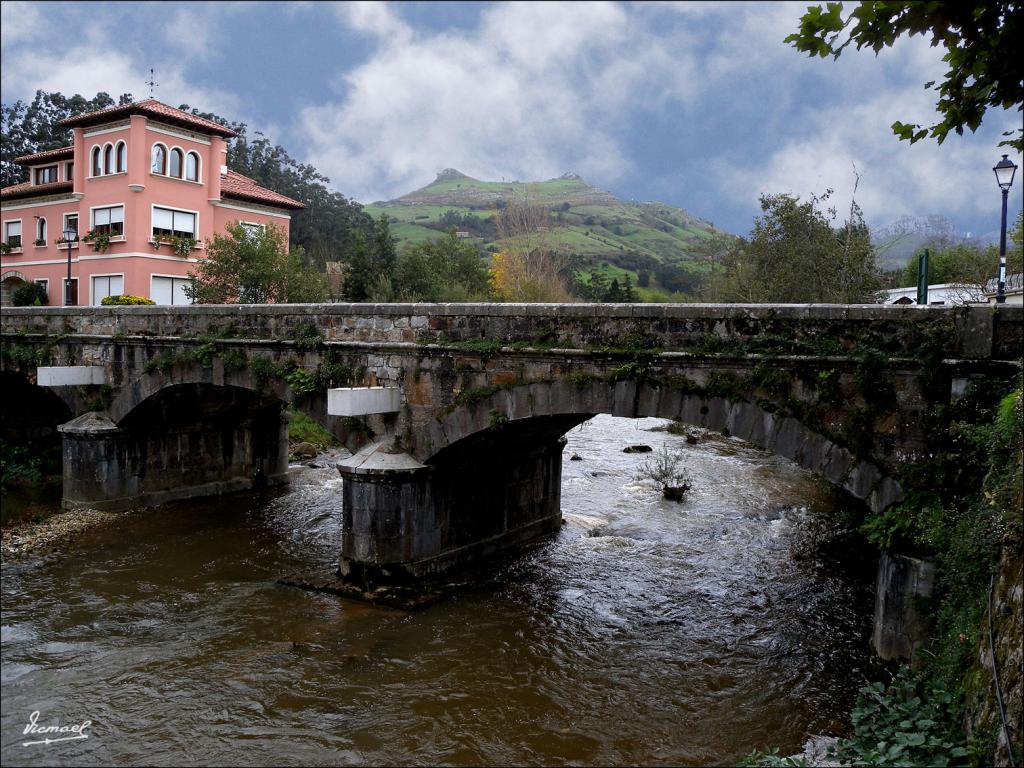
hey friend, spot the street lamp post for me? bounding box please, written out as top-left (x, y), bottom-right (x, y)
top-left (992, 154), bottom-right (1018, 304)
top-left (62, 226), bottom-right (78, 306)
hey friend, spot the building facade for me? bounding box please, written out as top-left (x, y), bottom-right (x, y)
top-left (985, 272), bottom-right (1024, 305)
top-left (877, 282), bottom-right (988, 306)
top-left (1, 99), bottom-right (304, 306)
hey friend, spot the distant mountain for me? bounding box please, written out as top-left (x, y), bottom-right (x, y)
top-left (365, 169), bottom-right (723, 297)
top-left (872, 214), bottom-right (996, 272)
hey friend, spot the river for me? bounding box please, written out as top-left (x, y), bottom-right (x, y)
top-left (0, 414), bottom-right (873, 766)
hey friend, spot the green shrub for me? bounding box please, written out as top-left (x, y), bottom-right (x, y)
top-left (827, 669), bottom-right (969, 766)
top-left (738, 749), bottom-right (806, 767)
top-left (284, 367), bottom-right (317, 395)
top-left (0, 442), bottom-right (43, 489)
top-left (11, 282), bottom-right (48, 306)
top-left (101, 295), bottom-right (156, 305)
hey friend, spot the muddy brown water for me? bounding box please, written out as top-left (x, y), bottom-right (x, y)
top-left (1, 415), bottom-right (872, 766)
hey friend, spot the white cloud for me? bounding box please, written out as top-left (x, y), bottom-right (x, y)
top-left (297, 1), bottom-right (710, 201)
top-left (1, 40), bottom-right (242, 117)
top-left (164, 7), bottom-right (219, 63)
top-left (2, 0), bottom-right (1013, 237)
top-left (716, 30), bottom-right (1022, 230)
top-left (720, 109), bottom-right (1021, 235)
top-left (1, 3), bottom-right (247, 131)
top-left (334, 0), bottom-right (412, 44)
top-left (1, 1), bottom-right (41, 49)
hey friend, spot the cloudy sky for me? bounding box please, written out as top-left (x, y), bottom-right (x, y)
top-left (2, 0), bottom-right (1021, 238)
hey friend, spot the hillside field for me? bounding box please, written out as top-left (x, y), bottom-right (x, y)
top-left (364, 169), bottom-right (724, 298)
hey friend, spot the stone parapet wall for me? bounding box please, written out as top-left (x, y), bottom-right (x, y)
top-left (3, 303), bottom-right (1021, 360)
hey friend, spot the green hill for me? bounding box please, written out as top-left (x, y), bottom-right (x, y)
top-left (364, 169), bottom-right (725, 299)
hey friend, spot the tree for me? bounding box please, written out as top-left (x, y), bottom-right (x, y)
top-left (373, 213), bottom-right (398, 287)
top-left (787, 2), bottom-right (1024, 152)
top-left (622, 275), bottom-right (637, 302)
top-left (900, 212), bottom-right (1024, 288)
top-left (342, 231), bottom-right (374, 302)
top-left (186, 223), bottom-right (326, 304)
top-left (395, 231), bottom-right (490, 301)
top-left (704, 189), bottom-right (882, 303)
top-left (900, 243), bottom-right (992, 287)
top-left (490, 190), bottom-right (573, 302)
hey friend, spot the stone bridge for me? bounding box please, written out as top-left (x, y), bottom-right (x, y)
top-left (2, 303), bottom-right (1020, 588)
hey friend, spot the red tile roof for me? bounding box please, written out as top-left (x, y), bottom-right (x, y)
top-left (0, 180), bottom-right (74, 201)
top-left (14, 146), bottom-right (74, 165)
top-left (60, 99), bottom-right (237, 138)
top-left (221, 170), bottom-right (305, 210)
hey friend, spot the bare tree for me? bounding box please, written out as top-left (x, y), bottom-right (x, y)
top-left (490, 187), bottom-right (574, 302)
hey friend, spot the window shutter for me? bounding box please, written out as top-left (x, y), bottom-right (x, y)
top-left (153, 207), bottom-right (174, 230)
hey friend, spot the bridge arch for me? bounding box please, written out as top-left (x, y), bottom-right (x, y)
top-left (1, 369), bottom-right (75, 436)
top-left (420, 378), bottom-right (902, 514)
top-left (338, 376), bottom-right (906, 588)
top-left (108, 367), bottom-right (289, 424)
top-left (108, 366), bottom-right (361, 452)
top-left (0, 370), bottom-right (73, 475)
top-left (62, 380), bottom-right (290, 511)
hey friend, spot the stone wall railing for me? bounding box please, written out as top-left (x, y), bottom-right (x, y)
top-left (2, 303), bottom-right (1021, 361)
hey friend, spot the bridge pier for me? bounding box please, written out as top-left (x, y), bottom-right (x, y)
top-left (59, 405), bottom-right (290, 512)
top-left (337, 437), bottom-right (567, 587)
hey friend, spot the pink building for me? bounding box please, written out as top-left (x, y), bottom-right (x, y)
top-left (0, 99), bottom-right (304, 306)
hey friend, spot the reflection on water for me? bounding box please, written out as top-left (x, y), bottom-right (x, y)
top-left (1, 416), bottom-right (872, 766)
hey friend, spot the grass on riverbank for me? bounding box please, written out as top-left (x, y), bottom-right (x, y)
top-left (287, 408), bottom-right (339, 449)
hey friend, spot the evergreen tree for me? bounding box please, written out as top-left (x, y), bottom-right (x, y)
top-left (606, 278), bottom-right (623, 302)
top-left (622, 275), bottom-right (637, 302)
top-left (343, 231), bottom-right (374, 302)
top-left (373, 213), bottom-right (398, 290)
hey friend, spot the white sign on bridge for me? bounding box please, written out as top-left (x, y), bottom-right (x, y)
top-left (327, 387), bottom-right (402, 416)
top-left (37, 366), bottom-right (107, 386)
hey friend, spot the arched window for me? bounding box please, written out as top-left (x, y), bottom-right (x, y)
top-left (169, 148), bottom-right (183, 178)
top-left (36, 218), bottom-right (47, 244)
top-left (92, 146), bottom-right (102, 176)
top-left (103, 144), bottom-right (113, 175)
top-left (151, 143), bottom-right (166, 174)
top-left (185, 152), bottom-right (199, 182)
top-left (116, 142), bottom-right (127, 173)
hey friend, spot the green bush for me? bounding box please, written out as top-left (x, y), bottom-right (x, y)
top-left (827, 669), bottom-right (969, 766)
top-left (101, 295), bottom-right (156, 305)
top-left (283, 367), bottom-right (316, 395)
top-left (0, 442), bottom-right (43, 489)
top-left (11, 282), bottom-right (48, 306)
top-left (739, 749), bottom-right (806, 767)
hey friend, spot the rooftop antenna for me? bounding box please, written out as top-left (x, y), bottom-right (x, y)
top-left (146, 68), bottom-right (158, 99)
